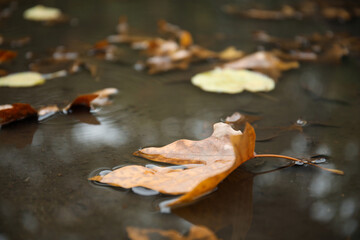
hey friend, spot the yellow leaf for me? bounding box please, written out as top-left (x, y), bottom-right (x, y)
top-left (191, 68), bottom-right (275, 94)
top-left (23, 5), bottom-right (62, 21)
top-left (0, 72), bottom-right (45, 88)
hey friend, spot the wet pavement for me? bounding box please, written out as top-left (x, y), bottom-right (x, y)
top-left (0, 0), bottom-right (359, 239)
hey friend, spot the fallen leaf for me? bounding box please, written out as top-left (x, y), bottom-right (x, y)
top-left (218, 46), bottom-right (244, 61)
top-left (191, 68), bottom-right (275, 94)
top-left (0, 49), bottom-right (17, 63)
top-left (127, 225), bottom-right (220, 240)
top-left (64, 88), bottom-right (119, 112)
top-left (223, 51), bottom-right (299, 72)
top-left (90, 123), bottom-right (255, 207)
top-left (23, 5), bottom-right (62, 21)
top-left (0, 72), bottom-right (45, 87)
top-left (0, 88), bottom-right (118, 126)
top-left (0, 103), bottom-right (38, 126)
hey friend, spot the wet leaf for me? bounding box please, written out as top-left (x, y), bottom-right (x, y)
top-left (127, 225), bottom-right (220, 240)
top-left (64, 88), bottom-right (119, 112)
top-left (0, 88), bottom-right (118, 126)
top-left (23, 5), bottom-right (62, 21)
top-left (223, 51), bottom-right (299, 72)
top-left (218, 46), bottom-right (244, 61)
top-left (191, 68), bottom-right (275, 94)
top-left (90, 123), bottom-right (256, 207)
top-left (0, 103), bottom-right (38, 126)
top-left (0, 49), bottom-right (17, 63)
top-left (0, 72), bottom-right (45, 87)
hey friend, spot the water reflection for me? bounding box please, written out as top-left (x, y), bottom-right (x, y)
top-left (71, 121), bottom-right (129, 148)
top-left (0, 122), bottom-right (38, 148)
top-left (173, 168), bottom-right (254, 240)
top-left (310, 201), bottom-right (335, 223)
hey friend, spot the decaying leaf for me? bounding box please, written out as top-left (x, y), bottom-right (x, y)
top-left (191, 68), bottom-right (275, 94)
top-left (90, 122), bottom-right (256, 207)
top-left (23, 5), bottom-right (62, 21)
top-left (0, 72), bottom-right (45, 87)
top-left (0, 103), bottom-right (38, 126)
top-left (127, 225), bottom-right (220, 240)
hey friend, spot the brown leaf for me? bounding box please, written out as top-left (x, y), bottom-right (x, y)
top-left (222, 51), bottom-right (299, 76)
top-left (127, 225), bottom-right (220, 240)
top-left (64, 88), bottom-right (119, 112)
top-left (0, 103), bottom-right (38, 126)
top-left (0, 49), bottom-right (17, 63)
top-left (90, 123), bottom-right (255, 207)
top-left (1, 88), bottom-right (118, 126)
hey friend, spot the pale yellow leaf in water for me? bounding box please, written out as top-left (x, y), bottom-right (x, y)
top-left (191, 68), bottom-right (275, 94)
top-left (23, 5), bottom-right (61, 21)
top-left (0, 72), bottom-right (45, 87)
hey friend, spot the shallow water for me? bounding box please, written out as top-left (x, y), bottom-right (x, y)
top-left (0, 0), bottom-right (359, 239)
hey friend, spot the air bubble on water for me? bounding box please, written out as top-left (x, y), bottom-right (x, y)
top-left (132, 187), bottom-right (159, 196)
top-left (296, 118), bottom-right (308, 127)
top-left (159, 199), bottom-right (177, 213)
top-left (99, 170), bottom-right (112, 176)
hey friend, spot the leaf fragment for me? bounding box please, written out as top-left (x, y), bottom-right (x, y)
top-left (191, 68), bottom-right (275, 94)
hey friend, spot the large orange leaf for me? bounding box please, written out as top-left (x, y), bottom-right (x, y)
top-left (90, 123), bottom-right (255, 206)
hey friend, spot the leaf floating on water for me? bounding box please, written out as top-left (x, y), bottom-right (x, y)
top-left (191, 68), bottom-right (275, 94)
top-left (64, 88), bottom-right (119, 112)
top-left (223, 51), bottom-right (299, 72)
top-left (0, 103), bottom-right (38, 126)
top-left (225, 112), bottom-right (261, 130)
top-left (23, 5), bottom-right (62, 21)
top-left (218, 46), bottom-right (245, 61)
top-left (90, 123), bottom-right (256, 207)
top-left (127, 225), bottom-right (220, 240)
top-left (0, 72), bottom-right (45, 87)
top-left (0, 49), bottom-right (17, 63)
top-left (0, 88), bottom-right (118, 126)
top-left (37, 105), bottom-right (60, 121)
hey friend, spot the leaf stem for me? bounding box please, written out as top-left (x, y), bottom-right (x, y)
top-left (254, 154), bottom-right (344, 175)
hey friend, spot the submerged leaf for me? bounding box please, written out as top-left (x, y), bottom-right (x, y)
top-left (90, 123), bottom-right (256, 207)
top-left (191, 68), bottom-right (275, 94)
top-left (0, 72), bottom-right (45, 87)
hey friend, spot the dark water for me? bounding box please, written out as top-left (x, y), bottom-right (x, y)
top-left (0, 0), bottom-right (359, 239)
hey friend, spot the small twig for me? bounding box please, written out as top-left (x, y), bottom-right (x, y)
top-left (254, 153), bottom-right (344, 175)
